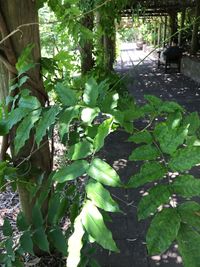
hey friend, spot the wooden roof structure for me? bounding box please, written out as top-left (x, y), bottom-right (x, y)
top-left (122, 0), bottom-right (196, 17)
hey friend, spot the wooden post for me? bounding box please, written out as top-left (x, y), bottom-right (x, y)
top-left (169, 10), bottom-right (178, 44)
top-left (163, 16), bottom-right (168, 47)
top-left (178, 8), bottom-right (186, 47)
top-left (158, 20), bottom-right (162, 47)
top-left (191, 1), bottom-right (200, 54)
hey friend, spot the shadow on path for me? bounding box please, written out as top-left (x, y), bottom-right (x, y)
top-left (95, 44), bottom-right (200, 267)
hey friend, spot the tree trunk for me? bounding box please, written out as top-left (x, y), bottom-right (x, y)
top-left (191, 1), bottom-right (200, 54)
top-left (0, 0), bottom-right (51, 224)
top-left (80, 13), bottom-right (94, 74)
top-left (104, 22), bottom-right (116, 70)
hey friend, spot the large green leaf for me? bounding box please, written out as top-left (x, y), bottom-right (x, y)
top-left (48, 226), bottom-right (67, 256)
top-left (93, 118), bottom-right (113, 152)
top-left (18, 95), bottom-right (41, 110)
top-left (53, 160), bottom-right (89, 183)
top-left (6, 107), bottom-right (30, 130)
top-left (35, 106), bottom-right (59, 146)
top-left (0, 121), bottom-right (9, 136)
top-left (81, 201), bottom-right (119, 252)
top-left (147, 208), bottom-right (180, 255)
top-left (32, 203), bottom-right (43, 228)
top-left (81, 107), bottom-right (100, 125)
top-left (183, 112), bottom-right (200, 135)
top-left (100, 92), bottom-right (119, 113)
top-left (158, 101), bottom-right (183, 113)
top-left (129, 144), bottom-right (159, 161)
top-left (3, 218), bottom-right (13, 237)
top-left (20, 231), bottom-right (34, 255)
top-left (138, 185), bottom-right (171, 220)
top-left (154, 123), bottom-right (188, 155)
top-left (128, 130), bottom-right (152, 144)
top-left (86, 180), bottom-right (121, 212)
top-left (171, 175), bottom-right (200, 197)
top-left (83, 77), bottom-right (99, 107)
top-left (47, 193), bottom-right (61, 225)
top-left (87, 158), bottom-right (122, 187)
top-left (55, 82), bottom-right (76, 106)
top-left (177, 224), bottom-right (200, 267)
top-left (127, 162), bottom-right (166, 188)
top-left (14, 109), bottom-right (41, 154)
top-left (33, 227), bottom-right (49, 253)
top-left (58, 106), bottom-right (79, 142)
top-left (178, 201), bottom-right (200, 229)
top-left (169, 146), bottom-right (200, 171)
top-left (16, 212), bottom-right (29, 231)
top-left (144, 95), bottom-right (162, 108)
top-left (67, 215), bottom-right (85, 267)
top-left (68, 140), bottom-right (93, 160)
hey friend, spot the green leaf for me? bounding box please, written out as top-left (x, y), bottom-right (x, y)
top-left (83, 77), bottom-right (99, 107)
top-left (68, 140), bottom-right (93, 160)
top-left (48, 226), bottom-right (67, 256)
top-left (55, 82), bottom-right (76, 106)
top-left (183, 112), bottom-right (200, 135)
top-left (17, 212), bottom-right (29, 231)
top-left (53, 160), bottom-right (89, 183)
top-left (5, 238), bottom-right (14, 261)
top-left (81, 201), bottom-right (119, 252)
top-left (177, 224), bottom-right (200, 267)
top-left (6, 107), bottom-right (30, 130)
top-left (18, 76), bottom-right (29, 88)
top-left (87, 158), bottom-right (122, 187)
top-left (33, 227), bottom-right (49, 253)
top-left (67, 215), bottom-right (85, 267)
top-left (169, 146), bottom-right (200, 171)
top-left (94, 118), bottom-right (113, 152)
top-left (138, 185), bottom-right (171, 220)
top-left (89, 259), bottom-right (101, 267)
top-left (128, 130), bottom-right (152, 144)
top-left (35, 106), bottom-right (59, 146)
top-left (81, 107), bottom-right (100, 125)
top-left (16, 44), bottom-right (35, 76)
top-left (127, 162), bottom-right (166, 188)
top-left (144, 95), bottom-right (162, 108)
top-left (147, 208), bottom-right (180, 255)
top-left (32, 203), bottom-right (43, 228)
top-left (0, 121), bottom-right (9, 136)
top-left (14, 109), bottom-right (41, 154)
top-left (159, 101), bottom-right (183, 113)
top-left (100, 92), bottom-right (119, 113)
top-left (129, 144), bottom-right (159, 161)
top-left (154, 123), bottom-right (188, 155)
top-left (58, 106), bottom-right (79, 142)
top-left (18, 95), bottom-right (41, 110)
top-left (178, 201), bottom-right (200, 229)
top-left (47, 193), bottom-right (61, 225)
top-left (20, 231), bottom-right (34, 255)
top-left (171, 175), bottom-right (200, 197)
top-left (86, 180), bottom-right (121, 212)
top-left (3, 218), bottom-right (13, 236)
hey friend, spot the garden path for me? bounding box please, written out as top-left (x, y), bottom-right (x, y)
top-left (95, 43), bottom-right (200, 267)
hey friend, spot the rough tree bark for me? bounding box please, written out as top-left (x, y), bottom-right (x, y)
top-left (191, 1), bottom-right (200, 54)
top-left (0, 0), bottom-right (51, 224)
top-left (80, 13), bottom-right (94, 74)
